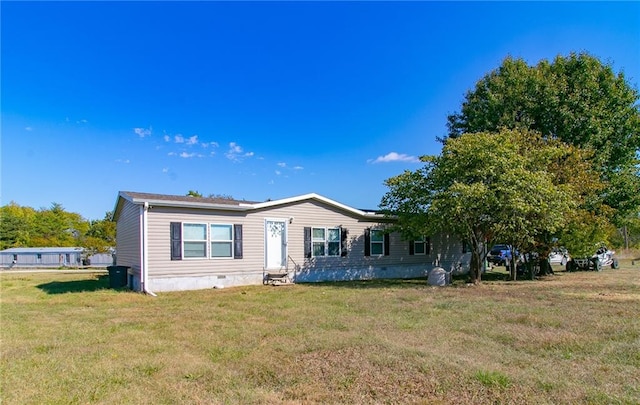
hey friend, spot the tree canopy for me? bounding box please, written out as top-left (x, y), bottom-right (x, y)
top-left (381, 129), bottom-right (601, 282)
top-left (0, 202), bottom-right (115, 253)
top-left (446, 52), bottom-right (640, 223)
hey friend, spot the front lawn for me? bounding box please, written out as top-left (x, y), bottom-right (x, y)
top-left (1, 264), bottom-right (639, 404)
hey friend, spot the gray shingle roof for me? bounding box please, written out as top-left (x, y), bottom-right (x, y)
top-left (120, 191), bottom-right (258, 206)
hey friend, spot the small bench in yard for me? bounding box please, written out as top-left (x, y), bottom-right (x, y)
top-left (264, 271), bottom-right (293, 286)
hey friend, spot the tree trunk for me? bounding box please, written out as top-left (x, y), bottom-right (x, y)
top-left (509, 257), bottom-right (517, 281)
top-left (470, 249), bottom-right (482, 284)
top-left (538, 258), bottom-right (553, 276)
top-left (623, 225), bottom-right (629, 250)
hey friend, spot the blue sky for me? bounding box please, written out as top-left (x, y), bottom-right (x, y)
top-left (2, 1), bottom-right (639, 220)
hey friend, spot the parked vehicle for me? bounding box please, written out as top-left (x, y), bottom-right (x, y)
top-left (487, 244), bottom-right (516, 266)
top-left (566, 245), bottom-right (619, 272)
top-left (549, 248), bottom-right (570, 266)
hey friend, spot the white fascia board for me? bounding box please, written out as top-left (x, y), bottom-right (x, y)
top-left (251, 193), bottom-right (385, 219)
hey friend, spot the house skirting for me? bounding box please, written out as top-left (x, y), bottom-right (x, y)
top-left (294, 264), bottom-right (434, 283)
top-left (141, 264), bottom-right (449, 292)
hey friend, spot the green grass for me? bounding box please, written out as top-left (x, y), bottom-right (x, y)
top-left (1, 263), bottom-right (639, 404)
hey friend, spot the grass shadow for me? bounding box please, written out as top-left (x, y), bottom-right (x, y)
top-left (479, 271), bottom-right (511, 282)
top-left (36, 274), bottom-right (113, 294)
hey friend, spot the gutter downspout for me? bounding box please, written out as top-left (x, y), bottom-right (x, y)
top-left (141, 202), bottom-right (157, 297)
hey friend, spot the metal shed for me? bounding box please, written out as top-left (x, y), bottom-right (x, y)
top-left (0, 247), bottom-right (84, 268)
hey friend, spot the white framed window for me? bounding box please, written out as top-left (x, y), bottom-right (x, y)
top-left (312, 228), bottom-right (325, 256)
top-left (211, 224), bottom-right (233, 258)
top-left (171, 222), bottom-right (242, 261)
top-left (327, 228), bottom-right (340, 256)
top-left (413, 236), bottom-right (430, 255)
top-left (370, 229), bottom-right (384, 255)
top-left (183, 223), bottom-right (207, 258)
top-left (312, 227), bottom-right (341, 257)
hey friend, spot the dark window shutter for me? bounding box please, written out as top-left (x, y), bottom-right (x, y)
top-left (304, 227), bottom-right (311, 258)
top-left (341, 228), bottom-right (348, 257)
top-left (170, 222), bottom-right (182, 260)
top-left (426, 237), bottom-right (431, 255)
top-left (384, 233), bottom-right (390, 256)
top-left (233, 224), bottom-right (243, 259)
top-left (364, 228), bottom-right (371, 256)
top-left (409, 240), bottom-right (414, 255)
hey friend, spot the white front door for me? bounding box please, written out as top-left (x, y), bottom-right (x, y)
top-left (265, 220), bottom-right (287, 269)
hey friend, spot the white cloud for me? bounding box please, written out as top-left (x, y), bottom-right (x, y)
top-left (168, 152), bottom-right (177, 156)
top-left (162, 168), bottom-right (169, 173)
top-left (229, 142), bottom-right (242, 153)
top-left (277, 162), bottom-right (287, 167)
top-left (275, 170), bottom-right (281, 175)
top-left (369, 152), bottom-right (419, 164)
top-left (134, 127), bottom-right (152, 137)
top-left (180, 152), bottom-right (197, 158)
top-left (25, 126), bottom-right (33, 131)
top-left (186, 135), bottom-right (198, 145)
top-left (293, 166), bottom-right (304, 170)
top-left (164, 135), bottom-right (170, 142)
top-left (175, 134), bottom-right (185, 143)
top-left (225, 142), bottom-right (254, 161)
top-left (116, 158), bottom-right (130, 164)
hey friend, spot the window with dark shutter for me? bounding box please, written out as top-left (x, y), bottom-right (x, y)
top-left (233, 224), bottom-right (243, 259)
top-left (364, 228), bottom-right (371, 256)
top-left (170, 222), bottom-right (182, 260)
top-left (341, 228), bottom-right (348, 257)
top-left (411, 236), bottom-right (431, 255)
top-left (304, 227), bottom-right (312, 258)
top-left (384, 233), bottom-right (390, 256)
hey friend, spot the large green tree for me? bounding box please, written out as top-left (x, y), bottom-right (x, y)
top-left (446, 52), bottom-right (640, 224)
top-left (0, 202), bottom-right (36, 249)
top-left (0, 203), bottom-right (115, 252)
top-left (84, 211), bottom-right (117, 253)
top-left (381, 129), bottom-right (594, 282)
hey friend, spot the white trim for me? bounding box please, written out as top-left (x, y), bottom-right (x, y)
top-left (141, 202), bottom-right (156, 296)
top-left (115, 191), bottom-right (386, 222)
top-left (253, 193), bottom-right (381, 217)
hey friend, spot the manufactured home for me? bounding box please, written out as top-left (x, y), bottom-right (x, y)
top-left (0, 247), bottom-right (115, 268)
top-left (113, 191), bottom-right (471, 293)
top-left (0, 247), bottom-right (83, 268)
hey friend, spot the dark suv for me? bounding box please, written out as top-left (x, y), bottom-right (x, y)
top-left (487, 244), bottom-right (515, 266)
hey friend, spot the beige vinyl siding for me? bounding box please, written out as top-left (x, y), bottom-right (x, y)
top-left (145, 207), bottom-right (253, 279)
top-left (115, 201), bottom-right (141, 273)
top-left (143, 200), bottom-right (442, 281)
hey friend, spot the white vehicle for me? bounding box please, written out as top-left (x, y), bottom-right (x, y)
top-left (549, 248), bottom-right (570, 266)
top-left (566, 245), bottom-right (619, 271)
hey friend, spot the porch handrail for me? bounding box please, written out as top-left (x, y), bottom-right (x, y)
top-left (287, 255), bottom-right (300, 280)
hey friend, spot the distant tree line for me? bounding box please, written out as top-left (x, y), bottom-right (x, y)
top-left (0, 202), bottom-right (116, 253)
